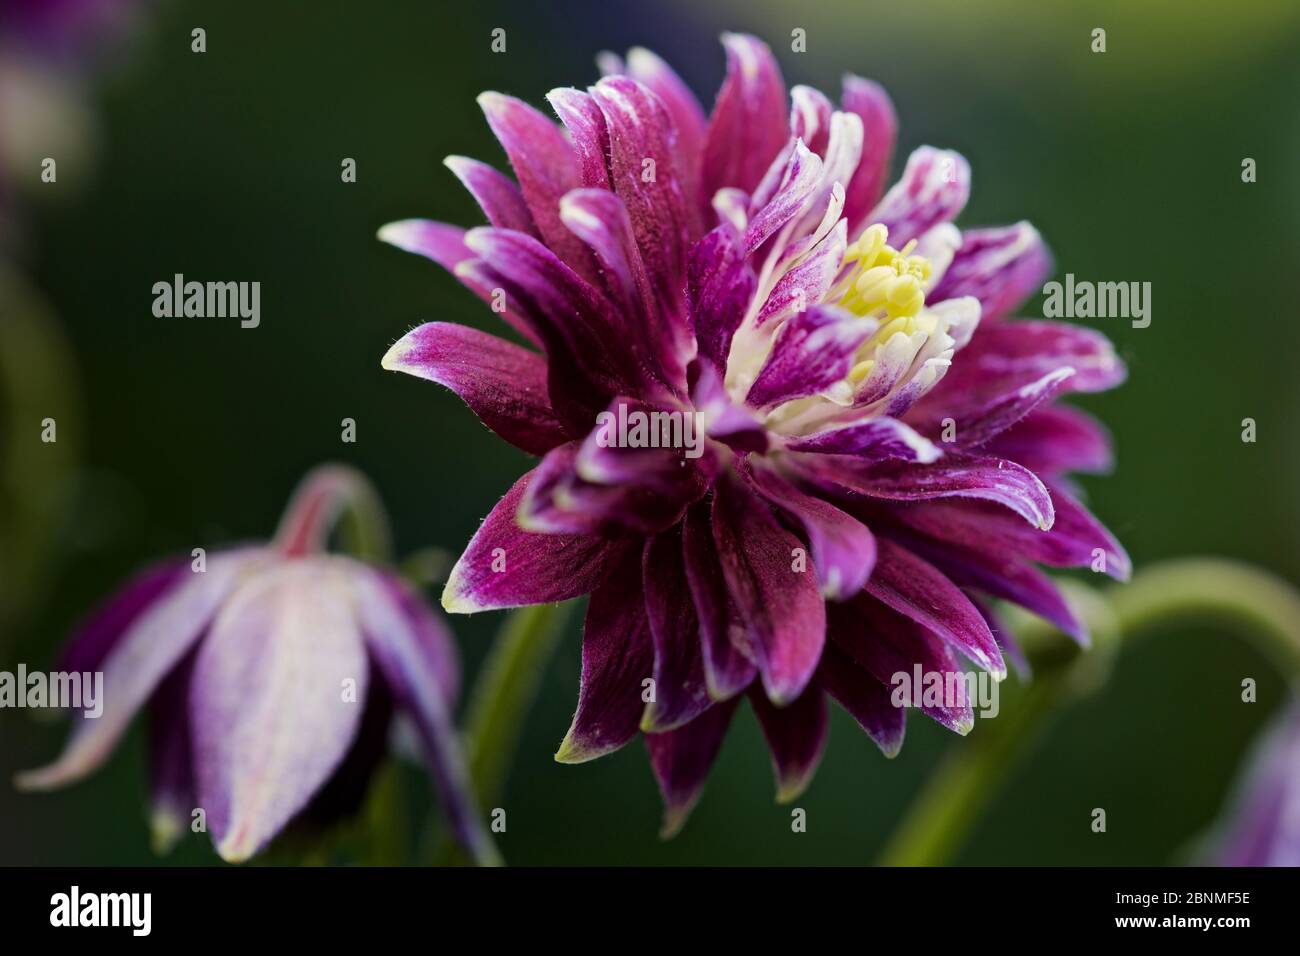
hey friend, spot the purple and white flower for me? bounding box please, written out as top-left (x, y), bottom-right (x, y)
top-left (17, 465), bottom-right (497, 864)
top-left (381, 33), bottom-right (1129, 834)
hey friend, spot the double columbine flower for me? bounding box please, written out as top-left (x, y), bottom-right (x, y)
top-left (18, 466), bottom-right (496, 864)
top-left (381, 33), bottom-right (1128, 833)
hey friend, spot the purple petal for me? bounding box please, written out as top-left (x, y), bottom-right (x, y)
top-left (590, 76), bottom-right (694, 336)
top-left (712, 473), bottom-right (826, 704)
top-left (559, 188), bottom-right (685, 389)
top-left (378, 219), bottom-right (543, 349)
top-left (797, 450), bottom-right (1055, 530)
top-left (743, 139), bottom-right (823, 254)
top-left (645, 698), bottom-right (740, 837)
top-left (477, 92), bottom-right (600, 283)
top-left (443, 155), bottom-right (539, 236)
top-left (701, 33), bottom-right (788, 202)
top-left (545, 88), bottom-right (611, 190)
top-left (864, 538), bottom-right (1006, 677)
top-left (985, 405), bottom-right (1114, 476)
top-left (890, 486), bottom-right (1130, 582)
top-left (681, 500), bottom-right (758, 700)
top-left (554, 548), bottom-right (655, 763)
top-left (190, 560), bottom-right (369, 863)
top-left (786, 415), bottom-right (941, 463)
top-left (15, 551), bottom-right (261, 792)
top-left (740, 458), bottom-right (876, 600)
top-left (840, 75), bottom-right (897, 234)
top-left (442, 464), bottom-right (632, 613)
top-left (354, 567), bottom-right (498, 865)
top-left (147, 652), bottom-right (195, 854)
top-left (746, 304), bottom-right (874, 408)
top-left (687, 222), bottom-right (756, 374)
top-left (816, 642), bottom-right (905, 756)
top-left (828, 596), bottom-right (974, 734)
top-left (58, 558), bottom-right (187, 674)
top-left (790, 85), bottom-right (833, 155)
top-left (382, 322), bottom-right (569, 456)
top-left (869, 146), bottom-right (970, 247)
top-left (624, 48), bottom-right (707, 227)
top-left (749, 683), bottom-right (829, 802)
top-left (756, 219), bottom-right (847, 327)
top-left (641, 528), bottom-right (712, 732)
top-left (930, 222), bottom-right (1051, 322)
top-left (945, 366), bottom-right (1077, 449)
top-left (690, 360), bottom-right (769, 454)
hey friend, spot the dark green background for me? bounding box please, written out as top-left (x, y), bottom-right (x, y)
top-left (2, 0), bottom-right (1298, 865)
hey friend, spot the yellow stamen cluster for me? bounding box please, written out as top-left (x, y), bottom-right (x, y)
top-left (837, 224), bottom-right (936, 384)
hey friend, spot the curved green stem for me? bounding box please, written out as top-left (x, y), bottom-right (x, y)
top-left (429, 601), bottom-right (572, 865)
top-left (879, 559), bottom-right (1300, 866)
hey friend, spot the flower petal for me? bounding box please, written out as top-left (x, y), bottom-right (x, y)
top-left (687, 222), bottom-right (756, 374)
top-left (15, 550), bottom-right (261, 792)
top-left (756, 219), bottom-right (847, 327)
top-left (57, 558), bottom-right (187, 674)
top-left (740, 458), bottom-right (876, 600)
top-left (985, 405), bottom-right (1114, 476)
top-left (712, 473), bottom-right (826, 704)
top-left (554, 548), bottom-right (655, 763)
top-left (382, 321), bottom-right (569, 456)
top-left (869, 146), bottom-right (970, 247)
top-left (545, 88), bottom-right (611, 190)
top-left (477, 92), bottom-right (600, 283)
top-left (743, 139), bottom-right (823, 254)
top-left (443, 155), bottom-right (539, 236)
top-left (147, 652), bottom-right (196, 855)
top-left (840, 75), bottom-right (897, 234)
top-left (864, 538), bottom-right (1005, 677)
top-left (354, 567), bottom-right (498, 865)
top-left (190, 560), bottom-right (369, 863)
top-left (749, 683), bottom-right (829, 802)
top-left (746, 304), bottom-right (874, 408)
top-left (828, 596), bottom-right (974, 734)
top-left (701, 33), bottom-right (788, 201)
top-left (799, 451), bottom-right (1055, 530)
top-left (641, 527), bottom-right (712, 732)
top-left (786, 415), bottom-right (941, 463)
top-left (943, 366), bottom-right (1077, 449)
top-left (816, 641), bottom-right (905, 756)
top-left (442, 463), bottom-right (632, 613)
top-left (930, 222), bottom-right (1051, 322)
top-left (681, 500), bottom-right (759, 700)
top-left (645, 698), bottom-right (740, 838)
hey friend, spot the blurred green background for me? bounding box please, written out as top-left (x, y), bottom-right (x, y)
top-left (2, 0), bottom-right (1298, 865)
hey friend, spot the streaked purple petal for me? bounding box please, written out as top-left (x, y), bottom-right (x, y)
top-left (382, 322), bottom-right (569, 456)
top-left (797, 450), bottom-right (1055, 530)
top-left (829, 596), bottom-right (974, 734)
top-left (985, 405), bottom-right (1114, 476)
top-left (746, 304), bottom-right (874, 408)
top-left (477, 92), bottom-right (600, 283)
top-left (712, 474), bottom-right (826, 704)
top-left (868, 146), bottom-right (970, 247)
top-left (790, 85), bottom-right (833, 155)
top-left (554, 548), bottom-right (655, 763)
top-left (687, 222), bottom-right (756, 374)
top-left (701, 33), bottom-right (788, 201)
top-left (690, 360), bottom-right (769, 454)
top-left (743, 139), bottom-right (823, 254)
top-left (442, 464), bottom-right (632, 613)
top-left (58, 558), bottom-right (187, 674)
top-left (545, 88), bottom-right (611, 190)
top-left (756, 219), bottom-right (847, 327)
top-left (740, 458), bottom-right (876, 600)
top-left (930, 222), bottom-right (1052, 322)
top-left (946, 366), bottom-right (1077, 449)
top-left (864, 538), bottom-right (1006, 677)
top-left (786, 415), bottom-right (941, 463)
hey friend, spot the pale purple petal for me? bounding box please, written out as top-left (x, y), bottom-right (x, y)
top-left (746, 304), bottom-right (873, 408)
top-left (868, 146), bottom-right (970, 247)
top-left (930, 222), bottom-right (1051, 322)
top-left (443, 155), bottom-right (539, 236)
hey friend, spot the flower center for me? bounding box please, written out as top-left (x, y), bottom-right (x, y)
top-left (834, 224), bottom-right (936, 384)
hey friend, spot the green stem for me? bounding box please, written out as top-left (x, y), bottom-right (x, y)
top-left (429, 601), bottom-right (572, 864)
top-left (879, 559), bottom-right (1300, 866)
